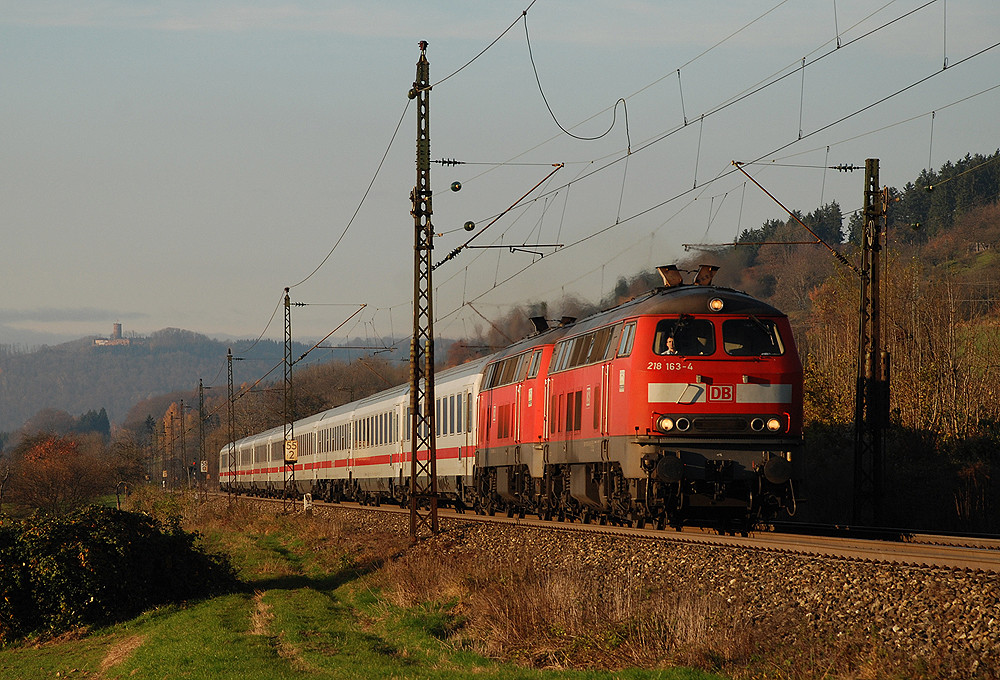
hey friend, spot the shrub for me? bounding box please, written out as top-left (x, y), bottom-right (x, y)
top-left (0, 505), bottom-right (236, 644)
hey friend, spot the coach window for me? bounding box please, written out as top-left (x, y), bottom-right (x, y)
top-left (722, 318), bottom-right (785, 356)
top-left (617, 321), bottom-right (637, 357)
top-left (653, 317), bottom-right (716, 356)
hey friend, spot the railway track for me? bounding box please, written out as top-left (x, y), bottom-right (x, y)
top-left (216, 492), bottom-right (1000, 573)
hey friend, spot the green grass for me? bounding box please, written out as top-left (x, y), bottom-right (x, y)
top-left (0, 509), bottom-right (726, 680)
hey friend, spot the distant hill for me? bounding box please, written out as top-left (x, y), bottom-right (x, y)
top-left (0, 328), bottom-right (403, 434)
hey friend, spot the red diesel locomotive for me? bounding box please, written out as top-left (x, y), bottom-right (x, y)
top-left (474, 264), bottom-right (802, 528)
top-left (222, 265), bottom-right (802, 530)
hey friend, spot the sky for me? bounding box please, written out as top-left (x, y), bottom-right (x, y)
top-left (2, 0), bottom-right (999, 361)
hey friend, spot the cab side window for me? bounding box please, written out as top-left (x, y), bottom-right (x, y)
top-left (617, 321), bottom-right (637, 357)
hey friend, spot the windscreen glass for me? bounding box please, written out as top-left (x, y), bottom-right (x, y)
top-left (652, 318), bottom-right (716, 356)
top-left (722, 318), bottom-right (785, 356)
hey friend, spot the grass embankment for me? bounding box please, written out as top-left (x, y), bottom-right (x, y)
top-left (0, 494), bottom-right (723, 680)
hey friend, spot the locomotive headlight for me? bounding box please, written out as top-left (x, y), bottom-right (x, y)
top-left (656, 415), bottom-right (674, 432)
top-left (766, 417), bottom-right (782, 432)
top-left (708, 297), bottom-right (725, 312)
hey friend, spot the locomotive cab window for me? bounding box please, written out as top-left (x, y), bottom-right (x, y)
top-left (653, 317), bottom-right (715, 356)
top-left (722, 318), bottom-right (785, 356)
top-left (526, 350), bottom-right (543, 378)
top-left (617, 321), bottom-right (637, 357)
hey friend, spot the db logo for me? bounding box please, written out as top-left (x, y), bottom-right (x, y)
top-left (708, 385), bottom-right (735, 402)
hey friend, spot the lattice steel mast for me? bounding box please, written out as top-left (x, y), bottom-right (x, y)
top-left (283, 288), bottom-right (297, 513)
top-left (853, 158), bottom-right (889, 525)
top-left (198, 378), bottom-right (206, 491)
top-left (226, 348), bottom-right (241, 498)
top-left (408, 41), bottom-right (438, 539)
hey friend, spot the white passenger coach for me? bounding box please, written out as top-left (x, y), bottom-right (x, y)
top-left (220, 357), bottom-right (488, 504)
